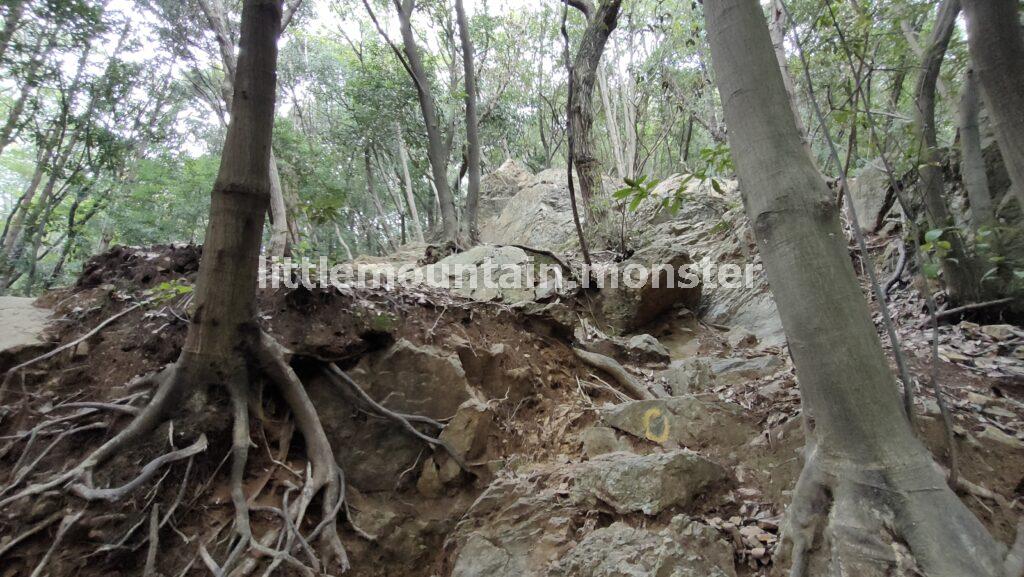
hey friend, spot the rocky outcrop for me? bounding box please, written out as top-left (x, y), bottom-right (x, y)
top-left (600, 396), bottom-right (756, 449)
top-left (570, 451), bottom-right (729, 515)
top-left (417, 245), bottom-right (570, 305)
top-left (548, 517), bottom-right (737, 577)
top-left (849, 161), bottom-right (895, 233)
top-left (0, 297), bottom-right (52, 367)
top-left (448, 452), bottom-right (735, 577)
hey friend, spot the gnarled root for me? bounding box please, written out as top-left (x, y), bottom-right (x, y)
top-left (781, 447), bottom-right (1011, 577)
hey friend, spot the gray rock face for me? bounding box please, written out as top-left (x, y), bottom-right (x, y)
top-left (548, 517), bottom-right (737, 577)
top-left (658, 358), bottom-right (715, 395)
top-left (595, 239), bottom-right (703, 334)
top-left (600, 396), bottom-right (756, 449)
top-left (849, 162), bottom-right (894, 233)
top-left (580, 426), bottom-right (630, 458)
top-left (0, 297), bottom-right (51, 354)
top-left (570, 451), bottom-right (729, 515)
top-left (625, 334), bottom-right (671, 363)
top-left (449, 463), bottom-right (736, 577)
top-left (417, 245), bottom-right (568, 305)
top-left (308, 339), bottom-right (477, 492)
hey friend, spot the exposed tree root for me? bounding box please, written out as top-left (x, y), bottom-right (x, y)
top-left (781, 446), bottom-right (1013, 577)
top-left (572, 347), bottom-right (657, 400)
top-left (0, 321), bottom-right (472, 575)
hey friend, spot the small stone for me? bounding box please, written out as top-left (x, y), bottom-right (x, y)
top-left (416, 458), bottom-right (443, 497)
top-left (625, 334), bottom-right (671, 364)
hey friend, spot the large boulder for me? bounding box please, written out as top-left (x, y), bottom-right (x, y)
top-left (417, 245), bottom-right (568, 304)
top-left (0, 297), bottom-right (52, 368)
top-left (570, 451), bottom-right (729, 515)
top-left (848, 161), bottom-right (894, 233)
top-left (548, 517), bottom-right (737, 577)
top-left (600, 396), bottom-right (756, 449)
top-left (594, 238), bottom-right (702, 334)
top-left (307, 339), bottom-right (477, 491)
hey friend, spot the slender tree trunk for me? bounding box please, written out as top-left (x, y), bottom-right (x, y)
top-left (0, 0), bottom-right (25, 65)
top-left (394, 123), bottom-right (425, 243)
top-left (365, 146), bottom-right (395, 252)
top-left (183, 0), bottom-right (281, 367)
top-left (959, 67), bottom-right (993, 230)
top-left (913, 0), bottom-right (983, 304)
top-left (961, 0), bottom-right (1024, 211)
top-left (598, 65), bottom-right (627, 178)
top-left (768, 0), bottom-right (807, 140)
top-left (568, 0), bottom-right (623, 223)
top-left (332, 223), bottom-right (354, 261)
top-left (397, 0), bottom-right (458, 242)
top-left (455, 0), bottom-right (481, 243)
top-left (197, 0), bottom-right (294, 257)
top-left (705, 1), bottom-right (1008, 576)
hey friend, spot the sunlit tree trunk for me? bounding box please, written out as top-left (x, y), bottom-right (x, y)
top-left (959, 67), bottom-right (993, 230)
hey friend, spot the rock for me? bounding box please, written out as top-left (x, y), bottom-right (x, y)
top-left (580, 426), bottom-right (630, 458)
top-left (417, 245), bottom-right (568, 304)
top-left (478, 159), bottom-right (536, 224)
top-left (479, 166), bottom-right (580, 250)
top-left (709, 355), bottom-right (784, 380)
top-left (977, 425), bottom-right (1024, 450)
top-left (0, 297), bottom-right (52, 356)
top-left (548, 517), bottom-right (737, 577)
top-left (456, 342), bottom-right (534, 401)
top-left (449, 467), bottom-right (734, 577)
top-left (570, 451), bottom-right (729, 515)
top-left (417, 458), bottom-right (444, 497)
top-left (308, 340), bottom-right (477, 492)
top-left (358, 339), bottom-right (475, 419)
top-left (726, 327), bottom-right (757, 348)
top-left (849, 161), bottom-right (894, 233)
top-left (440, 400), bottom-right (494, 461)
top-left (600, 396), bottom-right (756, 448)
top-left (981, 324), bottom-right (1018, 340)
top-left (657, 358), bottom-right (715, 395)
top-left (595, 238), bottom-right (702, 334)
top-left (625, 334), bottom-right (671, 364)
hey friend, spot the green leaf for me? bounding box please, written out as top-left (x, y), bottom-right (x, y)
top-left (711, 178), bottom-right (724, 193)
top-left (924, 229), bottom-right (943, 243)
top-left (613, 187), bottom-right (633, 199)
top-left (922, 263), bottom-right (941, 279)
top-left (629, 195), bottom-right (644, 212)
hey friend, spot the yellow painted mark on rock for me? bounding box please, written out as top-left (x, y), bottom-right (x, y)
top-left (642, 407), bottom-right (670, 443)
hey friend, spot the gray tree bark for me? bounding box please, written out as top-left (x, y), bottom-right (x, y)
top-left (961, 0), bottom-right (1024, 211)
top-left (455, 0), bottom-right (481, 243)
top-left (567, 0), bottom-right (622, 223)
top-left (912, 0), bottom-right (984, 304)
top-left (959, 67), bottom-right (993, 230)
top-left (396, 0), bottom-right (459, 242)
top-left (394, 123), bottom-right (425, 243)
top-left (704, 1), bottom-right (1010, 575)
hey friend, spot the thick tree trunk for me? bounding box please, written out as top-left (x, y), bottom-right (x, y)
top-left (959, 67), bottom-right (993, 230)
top-left (183, 0), bottom-right (281, 367)
top-left (961, 0), bottom-right (1024, 210)
top-left (568, 0), bottom-right (622, 222)
top-left (913, 0), bottom-right (984, 304)
top-left (455, 0), bottom-right (481, 243)
top-left (0, 0), bottom-right (25, 65)
top-left (197, 0), bottom-right (295, 258)
top-left (705, 1), bottom-right (1008, 575)
top-left (397, 0), bottom-right (458, 243)
top-left (395, 123), bottom-right (425, 243)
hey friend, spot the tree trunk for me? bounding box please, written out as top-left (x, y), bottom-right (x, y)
top-left (0, 0), bottom-right (25, 65)
top-left (397, 0), bottom-right (459, 242)
top-left (365, 146), bottom-right (396, 252)
top-left (197, 0), bottom-right (295, 258)
top-left (913, 0), bottom-right (983, 305)
top-left (455, 0), bottom-right (481, 243)
top-left (768, 0), bottom-right (806, 140)
top-left (184, 0), bottom-right (281, 365)
top-left (568, 0), bottom-right (623, 222)
top-left (959, 67), bottom-right (993, 230)
top-left (395, 123), bottom-right (425, 243)
top-left (705, 1), bottom-right (1009, 576)
top-left (961, 0), bottom-right (1024, 210)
